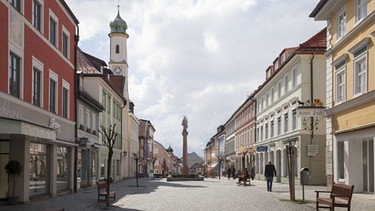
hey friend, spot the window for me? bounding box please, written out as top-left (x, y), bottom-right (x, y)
top-left (49, 71), bottom-right (58, 114)
top-left (10, 0), bottom-right (21, 12)
top-left (62, 32), bottom-right (69, 58)
top-left (33, 67), bottom-right (41, 106)
top-left (49, 14), bottom-right (57, 46)
top-left (265, 123), bottom-right (268, 139)
top-left (33, 0), bottom-right (41, 31)
top-left (79, 105), bottom-right (84, 126)
top-left (337, 9), bottom-right (346, 40)
top-left (284, 74), bottom-right (288, 93)
top-left (278, 82), bottom-right (282, 98)
top-left (353, 46), bottom-right (367, 96)
top-left (284, 113), bottom-right (289, 133)
top-left (356, 0), bottom-right (368, 23)
top-left (86, 109), bottom-right (91, 130)
top-left (335, 61), bottom-right (346, 103)
top-left (260, 126), bottom-right (263, 141)
top-left (292, 109), bottom-right (297, 130)
top-left (57, 146), bottom-right (69, 190)
top-left (292, 68), bottom-right (297, 87)
top-left (9, 52), bottom-right (21, 98)
top-left (265, 93), bottom-right (269, 107)
top-left (116, 45), bottom-right (120, 53)
top-left (92, 113), bottom-right (97, 132)
top-left (271, 88), bottom-right (274, 103)
top-left (277, 117), bottom-right (281, 135)
top-left (62, 87), bottom-right (68, 118)
top-left (280, 53), bottom-right (285, 63)
top-left (274, 60), bottom-right (278, 70)
top-left (270, 120), bottom-right (274, 137)
top-left (49, 79), bottom-right (57, 113)
top-left (29, 143), bottom-right (49, 197)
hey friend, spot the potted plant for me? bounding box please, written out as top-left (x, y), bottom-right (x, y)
top-left (4, 160), bottom-right (22, 205)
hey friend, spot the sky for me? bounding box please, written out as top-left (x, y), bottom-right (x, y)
top-left (65, 0), bottom-right (326, 158)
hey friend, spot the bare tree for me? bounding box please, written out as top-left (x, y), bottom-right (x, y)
top-left (99, 124), bottom-right (118, 207)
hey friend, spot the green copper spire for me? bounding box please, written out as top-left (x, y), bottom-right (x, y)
top-left (109, 4), bottom-right (128, 34)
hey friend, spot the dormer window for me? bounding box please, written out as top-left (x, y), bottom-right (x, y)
top-left (274, 59), bottom-right (278, 70)
top-left (280, 53), bottom-right (285, 63)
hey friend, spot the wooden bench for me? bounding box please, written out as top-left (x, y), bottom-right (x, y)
top-left (315, 183), bottom-right (354, 211)
top-left (237, 175), bottom-right (251, 186)
top-left (97, 181), bottom-right (116, 203)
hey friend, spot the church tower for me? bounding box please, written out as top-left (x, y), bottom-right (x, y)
top-left (108, 4), bottom-right (129, 97)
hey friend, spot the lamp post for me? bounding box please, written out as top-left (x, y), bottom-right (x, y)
top-left (286, 138), bottom-right (297, 201)
top-left (132, 152), bottom-right (139, 187)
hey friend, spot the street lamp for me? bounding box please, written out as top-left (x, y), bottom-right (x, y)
top-left (286, 137), bottom-right (298, 201)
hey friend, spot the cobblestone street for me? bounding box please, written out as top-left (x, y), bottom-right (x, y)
top-left (2, 177), bottom-right (374, 211)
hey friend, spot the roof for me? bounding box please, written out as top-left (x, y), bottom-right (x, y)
top-left (309, 0), bottom-right (329, 18)
top-left (186, 152), bottom-right (204, 168)
top-left (82, 52), bottom-right (107, 71)
top-left (60, 0), bottom-right (79, 24)
top-left (110, 9), bottom-right (128, 34)
top-left (298, 28), bottom-right (326, 50)
top-left (77, 49), bottom-right (127, 104)
top-left (76, 47), bottom-right (100, 74)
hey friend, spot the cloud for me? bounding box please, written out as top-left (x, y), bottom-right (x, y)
top-left (66, 0), bottom-right (325, 157)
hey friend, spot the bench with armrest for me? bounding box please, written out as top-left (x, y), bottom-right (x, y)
top-left (97, 181), bottom-right (116, 203)
top-left (315, 183), bottom-right (354, 211)
top-left (237, 174), bottom-right (251, 186)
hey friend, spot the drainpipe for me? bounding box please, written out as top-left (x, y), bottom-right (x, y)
top-left (74, 26), bottom-right (80, 193)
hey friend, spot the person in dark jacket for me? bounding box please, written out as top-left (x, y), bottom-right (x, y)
top-left (264, 160), bottom-right (276, 192)
top-left (227, 167), bottom-right (232, 179)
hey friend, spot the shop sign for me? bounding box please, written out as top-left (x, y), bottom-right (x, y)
top-left (256, 146), bottom-right (268, 152)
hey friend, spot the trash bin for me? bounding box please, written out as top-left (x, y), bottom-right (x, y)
top-left (300, 168), bottom-right (310, 185)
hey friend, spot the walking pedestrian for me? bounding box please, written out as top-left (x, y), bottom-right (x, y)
top-left (264, 160), bottom-right (276, 192)
top-left (227, 167), bottom-right (232, 179)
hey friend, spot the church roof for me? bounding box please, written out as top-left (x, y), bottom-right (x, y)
top-left (109, 9), bottom-right (128, 34)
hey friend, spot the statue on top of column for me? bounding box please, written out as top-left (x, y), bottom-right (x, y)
top-left (182, 116), bottom-right (188, 131)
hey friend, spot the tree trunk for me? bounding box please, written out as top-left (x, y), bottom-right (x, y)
top-left (106, 150), bottom-right (113, 207)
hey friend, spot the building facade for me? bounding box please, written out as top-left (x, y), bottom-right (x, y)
top-left (138, 119), bottom-right (155, 177)
top-left (311, 0), bottom-right (375, 192)
top-left (0, 0), bottom-right (79, 203)
top-left (253, 29), bottom-right (327, 185)
top-left (234, 96), bottom-right (256, 172)
top-left (76, 48), bottom-right (104, 189)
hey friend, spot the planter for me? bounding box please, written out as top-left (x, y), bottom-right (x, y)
top-left (7, 196), bottom-right (19, 205)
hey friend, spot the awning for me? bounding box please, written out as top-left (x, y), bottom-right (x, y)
top-left (0, 117), bottom-right (56, 140)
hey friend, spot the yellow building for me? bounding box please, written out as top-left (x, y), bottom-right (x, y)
top-left (311, 0), bottom-right (375, 193)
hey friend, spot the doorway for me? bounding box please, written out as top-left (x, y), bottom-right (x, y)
top-left (362, 139), bottom-right (374, 192)
top-left (0, 141), bottom-right (9, 199)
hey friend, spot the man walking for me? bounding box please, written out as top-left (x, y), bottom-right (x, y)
top-left (264, 160), bottom-right (276, 192)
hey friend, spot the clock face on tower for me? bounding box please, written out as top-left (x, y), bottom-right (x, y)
top-left (114, 66), bottom-right (122, 74)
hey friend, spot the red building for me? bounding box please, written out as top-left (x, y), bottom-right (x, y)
top-left (0, 0), bottom-right (79, 203)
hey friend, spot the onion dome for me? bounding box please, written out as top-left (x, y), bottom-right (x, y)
top-left (109, 10), bottom-right (128, 34)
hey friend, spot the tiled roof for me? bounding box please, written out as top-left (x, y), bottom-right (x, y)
top-left (76, 48), bottom-right (99, 73)
top-left (108, 75), bottom-right (125, 95)
top-left (82, 51), bottom-right (107, 72)
top-left (299, 27), bottom-right (326, 49)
